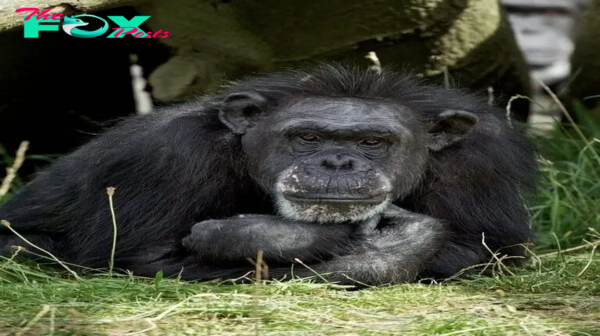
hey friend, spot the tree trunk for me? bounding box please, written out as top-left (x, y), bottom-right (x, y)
top-left (138, 0), bottom-right (531, 120)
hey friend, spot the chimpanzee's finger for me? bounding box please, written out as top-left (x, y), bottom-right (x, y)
top-left (355, 214), bottom-right (382, 235)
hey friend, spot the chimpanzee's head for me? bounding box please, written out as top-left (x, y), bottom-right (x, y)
top-left (217, 67), bottom-right (479, 223)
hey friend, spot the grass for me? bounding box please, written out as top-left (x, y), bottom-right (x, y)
top-left (528, 99), bottom-right (600, 252)
top-left (0, 252), bottom-right (598, 335)
top-left (0, 95), bottom-right (599, 335)
top-left (0, 144), bottom-right (59, 204)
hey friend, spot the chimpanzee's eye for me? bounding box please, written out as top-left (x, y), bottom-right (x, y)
top-left (298, 134), bottom-right (320, 143)
top-left (360, 138), bottom-right (384, 147)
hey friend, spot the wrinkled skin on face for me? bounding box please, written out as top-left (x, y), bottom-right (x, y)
top-left (219, 93), bottom-right (478, 224)
top-left (244, 98), bottom-right (427, 223)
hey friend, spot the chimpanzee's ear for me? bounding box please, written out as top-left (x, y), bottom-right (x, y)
top-left (427, 110), bottom-right (478, 151)
top-left (218, 92), bottom-right (267, 135)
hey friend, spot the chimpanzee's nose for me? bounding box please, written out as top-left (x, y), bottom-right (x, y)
top-left (322, 154), bottom-right (354, 170)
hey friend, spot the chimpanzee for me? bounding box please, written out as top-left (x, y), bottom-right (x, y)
top-left (0, 63), bottom-right (538, 286)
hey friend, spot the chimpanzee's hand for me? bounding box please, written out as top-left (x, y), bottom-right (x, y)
top-left (182, 214), bottom-right (363, 264)
top-left (352, 204), bottom-right (418, 237)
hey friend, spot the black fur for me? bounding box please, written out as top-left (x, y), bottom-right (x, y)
top-left (0, 63), bottom-right (537, 285)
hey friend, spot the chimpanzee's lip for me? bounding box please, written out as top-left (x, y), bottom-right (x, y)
top-left (283, 194), bottom-right (387, 204)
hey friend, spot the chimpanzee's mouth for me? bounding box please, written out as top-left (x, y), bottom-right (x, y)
top-left (283, 194), bottom-right (388, 204)
top-left (276, 192), bottom-right (392, 223)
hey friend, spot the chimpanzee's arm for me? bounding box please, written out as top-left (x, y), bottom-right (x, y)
top-left (181, 214), bottom-right (373, 264)
top-left (266, 205), bottom-right (450, 286)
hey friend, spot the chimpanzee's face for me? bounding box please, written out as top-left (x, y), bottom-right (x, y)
top-left (241, 97), bottom-right (429, 223)
top-left (218, 92), bottom-right (478, 224)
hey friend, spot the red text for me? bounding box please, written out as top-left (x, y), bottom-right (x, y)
top-left (15, 7), bottom-right (64, 21)
top-left (112, 27), bottom-right (170, 38)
